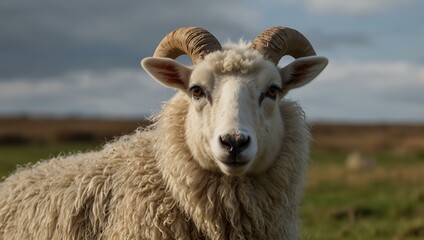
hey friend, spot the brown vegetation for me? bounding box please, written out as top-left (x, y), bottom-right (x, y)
top-left (0, 117), bottom-right (149, 144)
top-left (1, 118), bottom-right (424, 153)
top-left (311, 123), bottom-right (424, 153)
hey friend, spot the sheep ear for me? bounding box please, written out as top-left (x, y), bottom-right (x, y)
top-left (279, 56), bottom-right (328, 93)
top-left (141, 57), bottom-right (192, 91)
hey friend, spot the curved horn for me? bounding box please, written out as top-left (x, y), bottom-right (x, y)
top-left (153, 27), bottom-right (222, 64)
top-left (250, 27), bottom-right (316, 64)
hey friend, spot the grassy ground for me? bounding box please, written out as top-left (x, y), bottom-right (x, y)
top-left (0, 144), bottom-right (423, 239)
top-left (302, 150), bottom-right (424, 240)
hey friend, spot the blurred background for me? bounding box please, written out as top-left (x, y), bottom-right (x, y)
top-left (1, 0), bottom-right (423, 239)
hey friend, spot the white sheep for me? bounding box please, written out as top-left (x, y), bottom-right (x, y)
top-left (0, 26), bottom-right (328, 239)
top-left (346, 151), bottom-right (375, 171)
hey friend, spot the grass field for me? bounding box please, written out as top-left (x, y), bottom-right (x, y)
top-left (1, 119), bottom-right (423, 239)
top-left (302, 150), bottom-right (424, 240)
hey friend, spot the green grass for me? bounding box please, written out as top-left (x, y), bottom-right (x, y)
top-left (302, 149), bottom-right (424, 240)
top-left (0, 144), bottom-right (423, 239)
top-left (301, 181), bottom-right (424, 239)
top-left (0, 143), bottom-right (101, 178)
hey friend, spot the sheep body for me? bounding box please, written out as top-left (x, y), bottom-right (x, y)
top-left (0, 30), bottom-right (326, 239)
top-left (0, 93), bottom-right (309, 240)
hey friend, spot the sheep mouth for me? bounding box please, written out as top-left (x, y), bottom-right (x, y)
top-left (224, 162), bottom-right (248, 168)
top-left (219, 158), bottom-right (249, 168)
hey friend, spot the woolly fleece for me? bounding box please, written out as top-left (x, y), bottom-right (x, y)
top-left (0, 93), bottom-right (309, 240)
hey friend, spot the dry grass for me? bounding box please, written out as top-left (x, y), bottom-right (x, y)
top-left (0, 117), bottom-right (148, 144)
top-left (307, 163), bottom-right (424, 188)
top-left (311, 123), bottom-right (424, 153)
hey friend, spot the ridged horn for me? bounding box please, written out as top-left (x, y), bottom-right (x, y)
top-left (153, 27), bottom-right (222, 64)
top-left (250, 27), bottom-right (316, 64)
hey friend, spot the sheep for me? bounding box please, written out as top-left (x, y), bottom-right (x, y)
top-left (346, 151), bottom-right (375, 171)
top-left (0, 26), bottom-right (328, 240)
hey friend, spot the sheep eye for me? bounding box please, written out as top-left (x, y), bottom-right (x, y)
top-left (266, 85), bottom-right (281, 99)
top-left (190, 85), bottom-right (205, 99)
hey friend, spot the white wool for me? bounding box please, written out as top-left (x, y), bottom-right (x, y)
top-left (204, 43), bottom-right (264, 74)
top-left (0, 97), bottom-right (310, 239)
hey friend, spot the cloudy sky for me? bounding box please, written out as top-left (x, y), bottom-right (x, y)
top-left (1, 0), bottom-right (423, 122)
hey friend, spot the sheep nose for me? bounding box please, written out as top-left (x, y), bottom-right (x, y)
top-left (219, 134), bottom-right (250, 156)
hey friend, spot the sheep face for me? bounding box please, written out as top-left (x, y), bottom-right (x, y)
top-left (185, 58), bottom-right (284, 176)
top-left (142, 46), bottom-right (327, 176)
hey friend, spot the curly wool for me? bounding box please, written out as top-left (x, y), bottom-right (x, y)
top-left (0, 93), bottom-right (309, 240)
top-left (204, 41), bottom-right (263, 74)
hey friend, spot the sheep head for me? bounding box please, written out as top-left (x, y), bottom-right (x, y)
top-left (142, 27), bottom-right (328, 176)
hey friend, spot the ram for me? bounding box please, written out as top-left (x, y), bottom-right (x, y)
top-left (0, 26), bottom-right (328, 239)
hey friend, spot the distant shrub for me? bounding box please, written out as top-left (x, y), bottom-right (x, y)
top-left (55, 131), bottom-right (96, 143)
top-left (0, 134), bottom-right (30, 145)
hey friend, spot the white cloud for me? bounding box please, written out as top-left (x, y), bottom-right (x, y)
top-left (288, 59), bottom-right (424, 122)
top-left (283, 0), bottom-right (417, 15)
top-left (0, 68), bottom-right (175, 117)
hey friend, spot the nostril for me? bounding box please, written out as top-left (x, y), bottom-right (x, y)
top-left (219, 134), bottom-right (235, 152)
top-left (237, 136), bottom-right (250, 152)
top-left (219, 135), bottom-right (233, 151)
